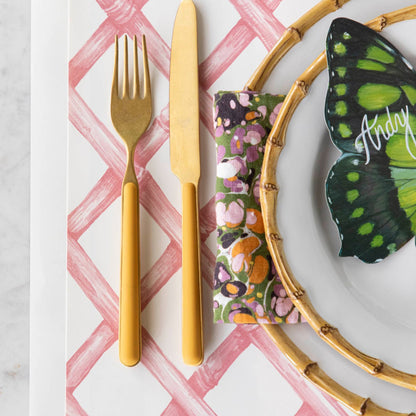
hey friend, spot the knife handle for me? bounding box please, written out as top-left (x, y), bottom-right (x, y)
top-left (119, 181), bottom-right (141, 367)
top-left (182, 182), bottom-right (204, 366)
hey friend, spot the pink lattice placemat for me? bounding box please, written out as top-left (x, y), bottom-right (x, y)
top-left (66, 0), bottom-right (352, 414)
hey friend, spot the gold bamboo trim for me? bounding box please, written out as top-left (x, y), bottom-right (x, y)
top-left (260, 5), bottom-right (416, 403)
top-left (263, 325), bottom-right (415, 416)
top-left (245, 0), bottom-right (351, 91)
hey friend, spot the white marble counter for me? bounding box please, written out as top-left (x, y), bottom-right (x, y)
top-left (0, 0), bottom-right (30, 414)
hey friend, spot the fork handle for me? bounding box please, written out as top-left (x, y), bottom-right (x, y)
top-left (182, 182), bottom-right (204, 366)
top-left (119, 181), bottom-right (141, 366)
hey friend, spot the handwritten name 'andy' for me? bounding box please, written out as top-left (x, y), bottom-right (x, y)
top-left (354, 105), bottom-right (416, 164)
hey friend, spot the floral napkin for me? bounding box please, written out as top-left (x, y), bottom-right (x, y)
top-left (213, 91), bottom-right (301, 324)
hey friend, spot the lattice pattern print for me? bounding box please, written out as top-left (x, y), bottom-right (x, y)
top-left (67, 0), bottom-right (351, 414)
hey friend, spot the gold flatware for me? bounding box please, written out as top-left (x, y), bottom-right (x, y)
top-left (111, 34), bottom-right (152, 367)
top-left (169, 0), bottom-right (204, 366)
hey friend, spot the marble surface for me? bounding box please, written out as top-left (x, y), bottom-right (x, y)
top-left (0, 0), bottom-right (30, 414)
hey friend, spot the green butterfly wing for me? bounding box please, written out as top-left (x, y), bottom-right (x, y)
top-left (325, 18), bottom-right (416, 263)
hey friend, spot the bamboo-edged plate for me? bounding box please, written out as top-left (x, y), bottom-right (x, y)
top-left (242, 1), bottom-right (416, 413)
top-left (247, 0), bottom-right (412, 413)
top-left (260, 1), bottom-right (416, 401)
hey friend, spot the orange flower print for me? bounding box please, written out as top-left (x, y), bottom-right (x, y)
top-left (246, 208), bottom-right (264, 234)
top-left (248, 255), bottom-right (268, 284)
top-left (231, 236), bottom-right (260, 273)
top-left (231, 237), bottom-right (268, 284)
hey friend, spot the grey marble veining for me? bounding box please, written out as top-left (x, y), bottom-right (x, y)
top-left (0, 0), bottom-right (30, 414)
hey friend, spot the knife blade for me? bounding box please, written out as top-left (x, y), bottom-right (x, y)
top-left (169, 0), bottom-right (204, 366)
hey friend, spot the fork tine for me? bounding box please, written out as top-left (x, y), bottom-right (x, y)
top-left (142, 35), bottom-right (151, 98)
top-left (123, 35), bottom-right (129, 98)
top-left (133, 35), bottom-right (140, 98)
top-left (112, 35), bottom-right (119, 100)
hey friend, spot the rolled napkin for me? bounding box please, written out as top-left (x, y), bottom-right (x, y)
top-left (213, 91), bottom-right (301, 324)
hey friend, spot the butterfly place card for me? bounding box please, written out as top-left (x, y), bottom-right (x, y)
top-left (325, 18), bottom-right (416, 264)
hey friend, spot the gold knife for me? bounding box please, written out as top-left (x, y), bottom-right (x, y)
top-left (169, 0), bottom-right (204, 366)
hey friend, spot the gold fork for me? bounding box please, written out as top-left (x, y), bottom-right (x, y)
top-left (111, 34), bottom-right (152, 367)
